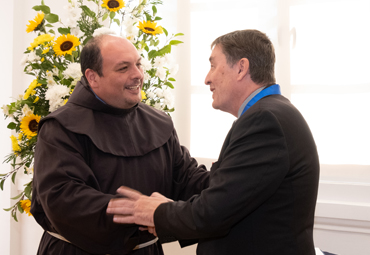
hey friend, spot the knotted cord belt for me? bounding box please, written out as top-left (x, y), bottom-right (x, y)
top-left (47, 231), bottom-right (159, 251)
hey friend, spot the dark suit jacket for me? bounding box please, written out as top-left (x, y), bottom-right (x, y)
top-left (154, 94), bottom-right (320, 255)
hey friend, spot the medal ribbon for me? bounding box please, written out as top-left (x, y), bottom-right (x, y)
top-left (241, 84), bottom-right (281, 116)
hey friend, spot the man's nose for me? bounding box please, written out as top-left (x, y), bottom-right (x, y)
top-left (204, 72), bottom-right (211, 86)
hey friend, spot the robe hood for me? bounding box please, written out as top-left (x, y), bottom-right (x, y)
top-left (38, 78), bottom-right (174, 157)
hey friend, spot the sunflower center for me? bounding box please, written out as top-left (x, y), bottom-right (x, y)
top-left (144, 27), bottom-right (155, 32)
top-left (28, 120), bottom-right (38, 133)
top-left (60, 41), bottom-right (73, 52)
top-left (108, 0), bottom-right (120, 8)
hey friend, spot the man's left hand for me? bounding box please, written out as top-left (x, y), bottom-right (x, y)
top-left (107, 186), bottom-right (170, 228)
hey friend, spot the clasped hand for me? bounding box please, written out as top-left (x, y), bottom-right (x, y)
top-left (107, 186), bottom-right (171, 236)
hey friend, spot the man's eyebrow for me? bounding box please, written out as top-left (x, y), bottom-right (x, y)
top-left (115, 61), bottom-right (130, 67)
top-left (116, 57), bottom-right (142, 67)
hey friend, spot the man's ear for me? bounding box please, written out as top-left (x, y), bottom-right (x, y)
top-left (236, 58), bottom-right (249, 81)
top-left (85, 69), bottom-right (99, 89)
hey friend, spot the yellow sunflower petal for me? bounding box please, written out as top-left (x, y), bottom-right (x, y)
top-left (26, 12), bottom-right (45, 33)
top-left (53, 34), bottom-right (81, 56)
top-left (101, 0), bottom-right (125, 12)
top-left (137, 20), bottom-right (163, 36)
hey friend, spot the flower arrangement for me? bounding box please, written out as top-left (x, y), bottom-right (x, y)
top-left (1, 0), bottom-right (183, 221)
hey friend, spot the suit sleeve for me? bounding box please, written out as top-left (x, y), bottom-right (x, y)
top-left (154, 109), bottom-right (290, 240)
top-left (31, 119), bottom-right (137, 255)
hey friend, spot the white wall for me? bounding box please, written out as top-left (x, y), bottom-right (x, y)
top-left (0, 1), bottom-right (66, 255)
top-left (0, 1), bottom-right (14, 253)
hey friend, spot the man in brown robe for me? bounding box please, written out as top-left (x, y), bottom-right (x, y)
top-left (30, 35), bottom-right (209, 255)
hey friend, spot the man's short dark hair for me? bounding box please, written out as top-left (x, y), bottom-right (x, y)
top-left (80, 35), bottom-right (105, 77)
top-left (211, 29), bottom-right (276, 86)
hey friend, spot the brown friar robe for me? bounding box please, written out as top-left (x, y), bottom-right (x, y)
top-left (31, 79), bottom-right (209, 255)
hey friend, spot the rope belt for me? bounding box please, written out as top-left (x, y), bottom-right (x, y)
top-left (47, 231), bottom-right (159, 251)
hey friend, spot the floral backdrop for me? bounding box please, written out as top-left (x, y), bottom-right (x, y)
top-left (0, 0), bottom-right (182, 221)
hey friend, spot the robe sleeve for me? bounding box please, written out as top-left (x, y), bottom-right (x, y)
top-left (31, 119), bottom-right (138, 255)
top-left (154, 109), bottom-right (289, 240)
top-left (168, 129), bottom-right (210, 202)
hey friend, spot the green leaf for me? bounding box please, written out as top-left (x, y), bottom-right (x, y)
top-left (32, 5), bottom-right (50, 14)
top-left (175, 33), bottom-right (184, 37)
top-left (83, 36), bottom-right (93, 45)
top-left (37, 79), bottom-right (48, 85)
top-left (17, 202), bottom-right (24, 213)
top-left (13, 212), bottom-right (18, 222)
top-left (169, 40), bottom-right (183, 46)
top-left (72, 50), bottom-right (79, 59)
top-left (144, 13), bottom-right (151, 21)
top-left (45, 24), bottom-right (53, 27)
top-left (154, 40), bottom-right (160, 47)
top-left (148, 50), bottom-right (158, 59)
top-left (149, 39), bottom-right (155, 46)
top-left (114, 18), bottom-right (120, 26)
top-left (157, 45), bottom-right (171, 56)
top-left (81, 5), bottom-right (96, 18)
top-left (109, 11), bottom-right (116, 20)
top-left (11, 172), bottom-right (17, 184)
top-left (48, 29), bottom-right (55, 34)
top-left (11, 192), bottom-right (22, 200)
top-left (7, 122), bottom-right (16, 130)
top-left (24, 186), bottom-right (32, 199)
top-left (154, 17), bottom-right (162, 21)
top-left (152, 6), bottom-right (157, 16)
top-left (65, 54), bottom-right (73, 62)
top-left (44, 13), bottom-right (59, 23)
top-left (164, 81), bottom-right (174, 89)
top-left (0, 180), bottom-right (4, 191)
top-left (3, 207), bottom-right (13, 212)
top-left (144, 46), bottom-right (150, 52)
top-left (162, 27), bottom-right (168, 37)
top-left (58, 27), bottom-right (71, 35)
top-left (168, 77), bottom-right (176, 81)
top-left (102, 13), bottom-right (109, 21)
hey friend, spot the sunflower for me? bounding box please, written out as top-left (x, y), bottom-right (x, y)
top-left (53, 34), bottom-right (80, 56)
top-left (101, 0), bottom-right (125, 12)
top-left (20, 114), bottom-right (41, 139)
top-left (26, 12), bottom-right (45, 33)
top-left (20, 200), bottom-right (32, 216)
top-left (137, 20), bottom-right (163, 36)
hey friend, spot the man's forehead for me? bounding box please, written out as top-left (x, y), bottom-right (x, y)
top-left (101, 41), bottom-right (140, 64)
top-left (209, 46), bottom-right (222, 62)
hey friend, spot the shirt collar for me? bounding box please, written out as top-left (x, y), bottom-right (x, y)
top-left (237, 86), bottom-right (266, 118)
top-left (89, 87), bottom-right (107, 104)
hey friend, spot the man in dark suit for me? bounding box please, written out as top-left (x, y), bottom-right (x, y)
top-left (107, 29), bottom-right (320, 255)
